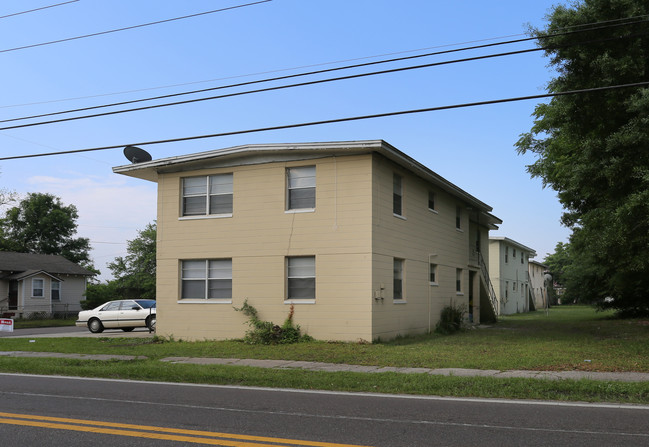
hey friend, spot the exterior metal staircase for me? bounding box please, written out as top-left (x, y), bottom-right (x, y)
top-left (477, 251), bottom-right (498, 322)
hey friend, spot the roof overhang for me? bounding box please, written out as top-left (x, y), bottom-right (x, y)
top-left (489, 236), bottom-right (537, 257)
top-left (113, 140), bottom-right (500, 215)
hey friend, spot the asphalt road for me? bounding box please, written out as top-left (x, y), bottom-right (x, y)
top-left (0, 325), bottom-right (154, 338)
top-left (1, 373), bottom-right (648, 446)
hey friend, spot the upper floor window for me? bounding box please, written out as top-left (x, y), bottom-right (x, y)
top-left (505, 246), bottom-right (509, 263)
top-left (51, 280), bottom-right (61, 300)
top-left (181, 259), bottom-right (232, 300)
top-left (455, 206), bottom-right (462, 230)
top-left (393, 174), bottom-right (403, 216)
top-left (182, 174), bottom-right (233, 217)
top-left (287, 166), bottom-right (316, 210)
top-left (428, 191), bottom-right (436, 211)
top-left (32, 278), bottom-right (44, 297)
top-left (521, 254), bottom-right (525, 264)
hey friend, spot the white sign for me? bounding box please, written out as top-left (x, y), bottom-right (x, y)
top-left (0, 318), bottom-right (14, 332)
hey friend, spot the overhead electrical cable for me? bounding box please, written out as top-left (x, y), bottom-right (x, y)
top-left (1, 29), bottom-right (646, 132)
top-left (1, 17), bottom-right (646, 127)
top-left (1, 14), bottom-right (647, 110)
top-left (1, 81), bottom-right (647, 161)
top-left (0, 0), bottom-right (79, 20)
top-left (0, 0), bottom-right (271, 54)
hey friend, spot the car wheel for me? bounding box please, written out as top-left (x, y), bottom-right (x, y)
top-left (88, 318), bottom-right (104, 333)
top-left (121, 327), bottom-right (134, 332)
top-left (146, 315), bottom-right (156, 331)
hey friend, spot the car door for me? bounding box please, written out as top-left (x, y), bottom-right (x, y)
top-left (118, 300), bottom-right (143, 328)
top-left (97, 301), bottom-right (121, 328)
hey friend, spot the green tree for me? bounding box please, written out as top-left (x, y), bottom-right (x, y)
top-left (107, 222), bottom-right (156, 300)
top-left (0, 192), bottom-right (93, 268)
top-left (516, 0), bottom-right (649, 316)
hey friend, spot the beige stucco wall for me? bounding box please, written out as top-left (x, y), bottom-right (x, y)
top-left (370, 155), bottom-right (472, 340)
top-left (156, 154), bottom-right (375, 341)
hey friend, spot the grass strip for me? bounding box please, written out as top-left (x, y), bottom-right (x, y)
top-left (0, 357), bottom-right (648, 405)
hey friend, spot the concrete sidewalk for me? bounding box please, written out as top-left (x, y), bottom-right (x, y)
top-left (2, 351), bottom-right (649, 382)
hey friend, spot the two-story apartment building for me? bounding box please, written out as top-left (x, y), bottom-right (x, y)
top-left (114, 140), bottom-right (501, 341)
top-left (488, 237), bottom-right (537, 315)
top-left (529, 260), bottom-right (551, 311)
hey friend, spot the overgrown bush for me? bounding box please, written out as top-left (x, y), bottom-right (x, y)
top-left (435, 302), bottom-right (467, 335)
top-left (234, 299), bottom-right (312, 345)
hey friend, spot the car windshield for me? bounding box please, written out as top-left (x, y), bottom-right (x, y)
top-left (135, 299), bottom-right (156, 309)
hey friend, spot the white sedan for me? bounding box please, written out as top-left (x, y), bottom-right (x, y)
top-left (76, 299), bottom-right (156, 333)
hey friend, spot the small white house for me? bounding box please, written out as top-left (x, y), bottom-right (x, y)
top-left (488, 237), bottom-right (537, 315)
top-left (528, 260), bottom-right (550, 311)
top-left (0, 252), bottom-right (94, 318)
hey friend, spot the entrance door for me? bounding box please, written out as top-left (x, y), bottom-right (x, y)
top-left (468, 271), bottom-right (475, 323)
top-left (8, 281), bottom-right (18, 310)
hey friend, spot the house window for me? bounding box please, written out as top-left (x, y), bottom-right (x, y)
top-left (51, 280), bottom-right (61, 301)
top-left (513, 248), bottom-right (517, 259)
top-left (505, 246), bottom-right (509, 263)
top-left (182, 174), bottom-right (233, 216)
top-left (521, 254), bottom-right (525, 264)
top-left (513, 281), bottom-right (517, 291)
top-left (456, 269), bottom-right (462, 293)
top-left (455, 206), bottom-right (462, 229)
top-left (393, 174), bottom-right (403, 216)
top-left (428, 191), bottom-right (436, 211)
top-left (393, 258), bottom-right (404, 300)
top-left (429, 263), bottom-right (437, 285)
top-left (287, 256), bottom-right (315, 299)
top-left (287, 166), bottom-right (316, 210)
top-left (32, 278), bottom-right (44, 297)
top-left (181, 259), bottom-right (232, 299)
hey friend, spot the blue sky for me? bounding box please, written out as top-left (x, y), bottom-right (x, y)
top-left (0, 0), bottom-right (570, 280)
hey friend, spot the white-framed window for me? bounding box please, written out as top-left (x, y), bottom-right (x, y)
top-left (287, 166), bottom-right (316, 210)
top-left (287, 256), bottom-right (315, 300)
top-left (51, 280), bottom-right (61, 300)
top-left (456, 268), bottom-right (462, 293)
top-left (32, 278), bottom-right (44, 297)
top-left (181, 259), bottom-right (232, 299)
top-left (455, 206), bottom-right (462, 230)
top-left (393, 258), bottom-right (404, 300)
top-left (429, 263), bottom-right (438, 285)
top-left (182, 174), bottom-right (233, 217)
top-left (393, 174), bottom-right (403, 216)
top-left (505, 246), bottom-right (509, 263)
top-left (428, 191), bottom-right (436, 212)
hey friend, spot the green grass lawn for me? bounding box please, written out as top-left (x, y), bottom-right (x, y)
top-left (1, 305), bottom-right (648, 403)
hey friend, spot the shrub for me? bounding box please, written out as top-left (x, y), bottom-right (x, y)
top-left (435, 302), bottom-right (467, 335)
top-left (234, 299), bottom-right (312, 344)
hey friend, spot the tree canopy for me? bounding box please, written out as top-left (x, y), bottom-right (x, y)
top-left (516, 0), bottom-right (649, 316)
top-left (108, 222), bottom-right (156, 300)
top-left (0, 192), bottom-right (93, 269)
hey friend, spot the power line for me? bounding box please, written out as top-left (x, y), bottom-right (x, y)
top-left (0, 1), bottom-right (78, 20)
top-left (0, 16), bottom-right (642, 130)
top-left (2, 27), bottom-right (646, 132)
top-left (0, 0), bottom-right (271, 54)
top-left (1, 81), bottom-right (646, 162)
top-left (2, 14), bottom-right (647, 112)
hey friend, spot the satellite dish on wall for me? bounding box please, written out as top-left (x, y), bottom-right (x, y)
top-left (124, 146), bottom-right (152, 164)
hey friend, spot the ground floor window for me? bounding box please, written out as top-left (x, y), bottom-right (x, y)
top-left (32, 278), bottom-right (44, 297)
top-left (181, 259), bottom-right (232, 299)
top-left (393, 258), bottom-right (404, 300)
top-left (287, 256), bottom-right (315, 299)
top-left (51, 280), bottom-right (61, 300)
